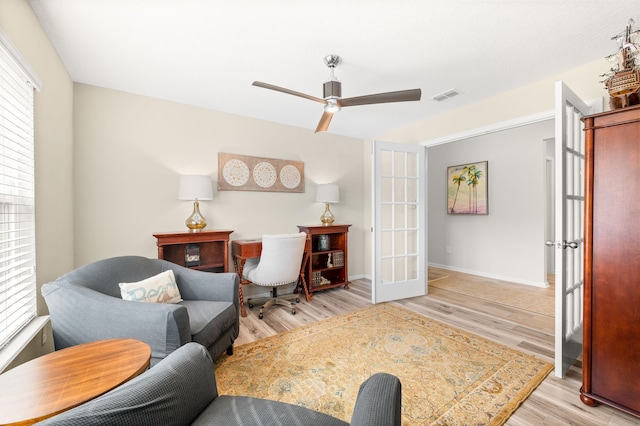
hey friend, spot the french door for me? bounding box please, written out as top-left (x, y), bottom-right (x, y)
top-left (551, 81), bottom-right (596, 377)
top-left (372, 140), bottom-right (427, 303)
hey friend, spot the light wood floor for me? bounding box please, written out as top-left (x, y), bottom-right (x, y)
top-left (236, 269), bottom-right (640, 426)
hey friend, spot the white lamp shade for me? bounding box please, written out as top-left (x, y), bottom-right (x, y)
top-left (316, 184), bottom-right (339, 203)
top-left (178, 175), bottom-right (213, 201)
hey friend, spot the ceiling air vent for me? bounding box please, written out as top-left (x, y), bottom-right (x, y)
top-left (432, 89), bottom-right (461, 102)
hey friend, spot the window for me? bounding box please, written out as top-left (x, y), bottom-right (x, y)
top-left (0, 32), bottom-right (39, 350)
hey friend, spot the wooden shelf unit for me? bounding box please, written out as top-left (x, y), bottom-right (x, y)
top-left (153, 230), bottom-right (233, 272)
top-left (297, 224), bottom-right (350, 293)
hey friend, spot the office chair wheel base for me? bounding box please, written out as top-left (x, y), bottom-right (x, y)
top-left (295, 298), bottom-right (300, 303)
top-left (259, 312), bottom-right (264, 319)
top-left (248, 303), bottom-right (254, 309)
top-left (291, 308), bottom-right (296, 315)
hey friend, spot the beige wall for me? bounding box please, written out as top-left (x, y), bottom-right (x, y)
top-left (0, 0), bottom-right (74, 366)
top-left (72, 85), bottom-right (366, 298)
top-left (379, 58), bottom-right (609, 143)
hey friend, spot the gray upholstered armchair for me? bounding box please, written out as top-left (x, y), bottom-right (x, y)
top-left (41, 256), bottom-right (240, 366)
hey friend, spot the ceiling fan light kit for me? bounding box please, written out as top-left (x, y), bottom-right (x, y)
top-left (324, 98), bottom-right (341, 113)
top-left (252, 54), bottom-right (421, 133)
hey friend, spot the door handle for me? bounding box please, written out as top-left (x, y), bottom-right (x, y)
top-left (564, 241), bottom-right (579, 249)
top-left (545, 240), bottom-right (580, 249)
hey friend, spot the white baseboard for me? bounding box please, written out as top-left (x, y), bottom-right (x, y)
top-left (356, 271), bottom-right (546, 288)
top-left (428, 263), bottom-right (548, 288)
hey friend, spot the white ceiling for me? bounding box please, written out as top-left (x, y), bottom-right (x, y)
top-left (27, 0), bottom-right (640, 139)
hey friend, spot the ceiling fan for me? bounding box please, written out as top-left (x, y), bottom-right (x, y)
top-left (252, 54), bottom-right (422, 133)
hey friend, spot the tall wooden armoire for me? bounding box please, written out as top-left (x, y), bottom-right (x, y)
top-left (581, 105), bottom-right (640, 418)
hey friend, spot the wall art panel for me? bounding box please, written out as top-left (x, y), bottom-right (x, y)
top-left (217, 152), bottom-right (304, 193)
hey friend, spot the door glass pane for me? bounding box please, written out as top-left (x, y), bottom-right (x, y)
top-left (407, 178), bottom-right (417, 202)
top-left (566, 198), bottom-right (574, 242)
top-left (381, 150), bottom-right (392, 175)
top-left (574, 247), bottom-right (581, 288)
top-left (394, 231), bottom-right (405, 256)
top-left (407, 205), bottom-right (417, 228)
top-left (574, 199), bottom-right (582, 242)
top-left (566, 293), bottom-right (574, 336)
top-left (394, 178), bottom-right (405, 202)
top-left (565, 105), bottom-right (574, 150)
top-left (573, 287), bottom-right (581, 332)
top-left (381, 204), bottom-right (392, 229)
top-left (381, 177), bottom-right (392, 203)
top-left (575, 152), bottom-right (582, 196)
top-left (394, 204), bottom-right (405, 228)
top-left (381, 231), bottom-right (393, 257)
top-left (568, 252), bottom-right (575, 287)
top-left (381, 258), bottom-right (392, 283)
top-left (407, 255), bottom-right (418, 280)
top-left (407, 230), bottom-right (418, 254)
top-left (565, 151), bottom-right (573, 196)
top-left (394, 152), bottom-right (405, 176)
top-left (394, 257), bottom-right (405, 281)
top-left (407, 152), bottom-right (418, 177)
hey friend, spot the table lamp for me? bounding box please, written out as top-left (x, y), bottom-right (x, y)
top-left (316, 184), bottom-right (339, 225)
top-left (178, 175), bottom-right (213, 231)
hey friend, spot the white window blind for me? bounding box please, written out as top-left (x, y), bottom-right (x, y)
top-left (0, 41), bottom-right (37, 350)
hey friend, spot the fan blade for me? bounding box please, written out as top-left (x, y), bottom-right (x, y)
top-left (315, 111), bottom-right (333, 133)
top-left (252, 81), bottom-right (326, 104)
top-left (339, 88), bottom-right (421, 107)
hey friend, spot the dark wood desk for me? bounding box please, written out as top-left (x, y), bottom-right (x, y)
top-left (232, 238), bottom-right (311, 317)
top-left (231, 239), bottom-right (262, 318)
top-left (0, 338), bottom-right (151, 425)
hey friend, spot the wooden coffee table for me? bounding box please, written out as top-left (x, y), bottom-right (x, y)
top-left (0, 338), bottom-right (151, 425)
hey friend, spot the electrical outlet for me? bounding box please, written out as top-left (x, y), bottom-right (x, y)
top-left (446, 246), bottom-right (452, 254)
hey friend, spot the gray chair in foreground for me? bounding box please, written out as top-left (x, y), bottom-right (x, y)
top-left (36, 342), bottom-right (402, 426)
top-left (41, 256), bottom-right (240, 366)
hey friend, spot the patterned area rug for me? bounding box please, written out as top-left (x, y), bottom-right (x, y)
top-left (215, 304), bottom-right (553, 425)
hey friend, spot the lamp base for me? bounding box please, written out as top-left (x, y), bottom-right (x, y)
top-left (186, 200), bottom-right (207, 232)
top-left (320, 202), bottom-right (335, 225)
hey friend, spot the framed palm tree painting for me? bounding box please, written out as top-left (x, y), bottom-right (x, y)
top-left (447, 161), bottom-right (488, 215)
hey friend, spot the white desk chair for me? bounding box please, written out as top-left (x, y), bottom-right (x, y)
top-left (244, 232), bottom-right (307, 319)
